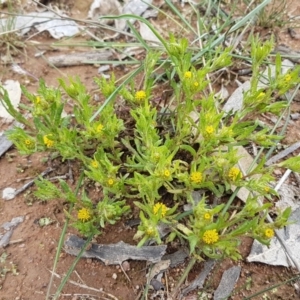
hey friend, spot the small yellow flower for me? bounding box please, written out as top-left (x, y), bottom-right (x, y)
top-left (135, 90), bottom-right (146, 101)
top-left (153, 152), bottom-right (160, 161)
top-left (204, 212), bottom-right (211, 220)
top-left (205, 126), bottom-right (214, 135)
top-left (190, 171), bottom-right (202, 184)
top-left (43, 134), bottom-right (54, 148)
top-left (107, 178), bottom-right (114, 186)
top-left (258, 92), bottom-right (265, 99)
top-left (184, 71), bottom-right (192, 79)
top-left (163, 169), bottom-right (171, 179)
top-left (284, 74), bottom-right (292, 82)
top-left (228, 167), bottom-right (241, 182)
top-left (24, 139), bottom-right (35, 149)
top-left (193, 81), bottom-right (199, 87)
top-left (96, 124), bottom-right (104, 133)
top-left (264, 186), bottom-right (270, 192)
top-left (153, 202), bottom-right (168, 217)
top-left (77, 208), bottom-right (91, 222)
top-left (36, 96), bottom-right (41, 104)
top-left (202, 229), bottom-right (219, 244)
top-left (265, 228), bottom-right (274, 238)
top-left (91, 160), bottom-right (99, 168)
top-left (146, 226), bottom-right (156, 237)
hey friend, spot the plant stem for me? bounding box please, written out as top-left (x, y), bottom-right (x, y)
top-left (243, 274), bottom-right (300, 300)
top-left (46, 171), bottom-right (85, 300)
top-left (171, 257), bottom-right (196, 298)
top-left (52, 234), bottom-right (94, 300)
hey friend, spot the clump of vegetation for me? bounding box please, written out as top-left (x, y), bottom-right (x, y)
top-left (1, 34), bottom-right (299, 261)
top-left (0, 1), bottom-right (25, 59)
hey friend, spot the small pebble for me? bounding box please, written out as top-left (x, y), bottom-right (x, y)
top-left (98, 65), bottom-right (110, 73)
top-left (122, 261), bottom-right (130, 271)
top-left (87, 258), bottom-right (92, 264)
top-left (2, 187), bottom-right (17, 200)
top-left (274, 169), bottom-right (282, 175)
top-left (112, 273), bottom-right (117, 280)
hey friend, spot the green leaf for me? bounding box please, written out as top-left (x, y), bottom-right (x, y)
top-left (0, 86), bottom-right (32, 128)
top-left (278, 156), bottom-right (300, 172)
top-left (187, 234), bottom-right (198, 254)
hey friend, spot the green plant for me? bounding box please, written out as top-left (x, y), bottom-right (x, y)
top-left (1, 33), bottom-right (299, 262)
top-left (255, 0), bottom-right (289, 29)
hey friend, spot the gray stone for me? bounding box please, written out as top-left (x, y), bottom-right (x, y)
top-left (214, 266), bottom-right (241, 300)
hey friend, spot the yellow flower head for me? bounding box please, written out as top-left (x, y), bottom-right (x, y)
top-left (265, 228), bottom-right (274, 239)
top-left (163, 169), bottom-right (171, 179)
top-left (184, 71), bottom-right (192, 79)
top-left (24, 139), bottom-right (35, 149)
top-left (96, 124), bottom-right (104, 133)
top-left (258, 92), bottom-right (265, 99)
top-left (228, 167), bottom-right (241, 182)
top-left (153, 152), bottom-right (160, 161)
top-left (205, 125), bottom-right (214, 135)
top-left (284, 74), bottom-right (292, 83)
top-left (193, 81), bottom-right (199, 87)
top-left (91, 160), bottom-right (99, 168)
top-left (77, 208), bottom-right (91, 222)
top-left (190, 171), bottom-right (203, 184)
top-left (36, 96), bottom-right (41, 104)
top-left (43, 134), bottom-right (54, 148)
top-left (135, 90), bottom-right (146, 101)
top-left (264, 186), bottom-right (270, 193)
top-left (202, 229), bottom-right (219, 244)
top-left (153, 202), bottom-right (168, 217)
top-left (204, 212), bottom-right (211, 220)
top-left (146, 226), bottom-right (156, 237)
top-left (107, 178), bottom-right (114, 186)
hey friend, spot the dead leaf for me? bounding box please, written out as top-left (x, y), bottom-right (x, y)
top-left (147, 259), bottom-right (170, 281)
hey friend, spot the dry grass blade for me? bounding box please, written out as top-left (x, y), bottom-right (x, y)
top-left (49, 270), bottom-right (119, 300)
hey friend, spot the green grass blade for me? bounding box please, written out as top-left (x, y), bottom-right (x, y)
top-left (52, 234), bottom-right (94, 299)
top-left (83, 60), bottom-right (141, 65)
top-left (90, 64), bottom-right (144, 122)
top-left (52, 41), bottom-right (144, 48)
top-left (243, 274), bottom-right (300, 300)
top-left (164, 0), bottom-right (197, 34)
top-left (46, 171), bottom-right (85, 300)
top-left (126, 20), bottom-right (150, 50)
top-left (101, 14), bottom-right (168, 49)
top-left (145, 0), bottom-right (189, 32)
top-left (229, 0), bottom-right (272, 33)
top-left (192, 0), bottom-right (272, 62)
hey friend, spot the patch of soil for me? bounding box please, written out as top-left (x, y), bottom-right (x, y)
top-left (1, 0), bottom-right (300, 300)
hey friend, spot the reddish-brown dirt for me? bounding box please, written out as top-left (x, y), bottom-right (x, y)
top-left (1, 1), bottom-right (300, 300)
